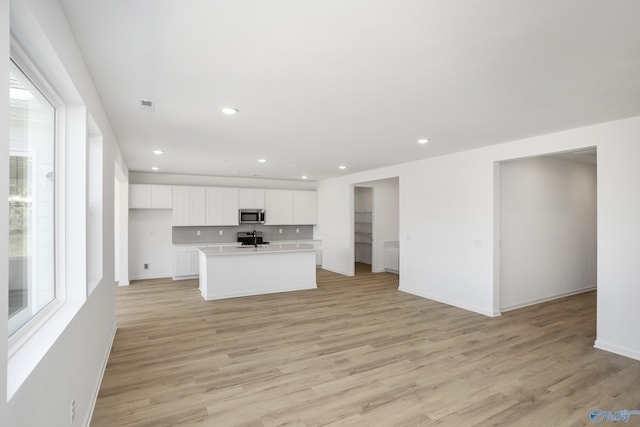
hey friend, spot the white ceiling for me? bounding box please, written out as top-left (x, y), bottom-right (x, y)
top-left (59, 0), bottom-right (640, 181)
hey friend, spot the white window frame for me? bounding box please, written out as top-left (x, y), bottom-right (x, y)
top-left (7, 42), bottom-right (67, 356)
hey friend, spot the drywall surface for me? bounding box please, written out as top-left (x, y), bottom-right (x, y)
top-left (317, 116), bottom-right (640, 360)
top-left (129, 210), bottom-right (173, 279)
top-left (371, 178), bottom-right (399, 272)
top-left (130, 172), bottom-right (317, 190)
top-left (500, 156), bottom-right (597, 311)
top-left (2, 0), bottom-right (122, 425)
top-left (595, 140), bottom-right (640, 360)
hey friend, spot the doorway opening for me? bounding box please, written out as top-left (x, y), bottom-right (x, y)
top-left (114, 163), bottom-right (129, 286)
top-left (352, 177), bottom-right (399, 280)
top-left (354, 186), bottom-right (373, 274)
top-left (496, 148), bottom-right (597, 314)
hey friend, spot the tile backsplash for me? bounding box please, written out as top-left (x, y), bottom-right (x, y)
top-left (173, 224), bottom-right (314, 244)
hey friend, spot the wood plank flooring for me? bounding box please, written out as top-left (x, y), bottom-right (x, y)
top-left (91, 265), bottom-right (640, 426)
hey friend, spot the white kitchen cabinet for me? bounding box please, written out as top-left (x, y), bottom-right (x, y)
top-left (238, 188), bottom-right (265, 209)
top-left (173, 186), bottom-right (206, 226)
top-left (292, 191), bottom-right (317, 224)
top-left (205, 187), bottom-right (239, 226)
top-left (130, 184), bottom-right (152, 208)
top-left (172, 246), bottom-right (199, 279)
top-left (264, 189), bottom-right (293, 225)
top-left (297, 240), bottom-right (322, 266)
top-left (130, 184), bottom-right (173, 209)
top-left (151, 185), bottom-right (173, 208)
top-left (265, 190), bottom-right (317, 225)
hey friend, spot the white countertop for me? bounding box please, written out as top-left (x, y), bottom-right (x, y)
top-left (199, 242), bottom-right (316, 256)
top-left (175, 239), bottom-right (322, 248)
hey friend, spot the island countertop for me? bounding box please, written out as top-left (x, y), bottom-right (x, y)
top-left (199, 242), bottom-right (316, 256)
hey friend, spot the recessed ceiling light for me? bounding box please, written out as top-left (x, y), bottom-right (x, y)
top-left (153, 150), bottom-right (164, 155)
top-left (151, 167), bottom-right (159, 171)
top-left (417, 138), bottom-right (429, 144)
top-left (339, 165), bottom-right (347, 170)
top-left (301, 176), bottom-right (308, 180)
top-left (221, 107), bottom-right (238, 115)
top-left (258, 159), bottom-right (267, 163)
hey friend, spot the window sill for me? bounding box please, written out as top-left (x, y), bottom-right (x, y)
top-left (7, 301), bottom-right (83, 399)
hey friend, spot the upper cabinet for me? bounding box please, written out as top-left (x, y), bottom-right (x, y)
top-left (265, 190), bottom-right (317, 225)
top-left (173, 186), bottom-right (205, 226)
top-left (205, 187), bottom-right (239, 226)
top-left (130, 184), bottom-right (173, 209)
top-left (238, 188), bottom-right (265, 209)
top-left (144, 184), bottom-right (315, 226)
top-left (264, 190), bottom-right (293, 225)
top-left (174, 186), bottom-right (239, 226)
top-left (292, 190), bottom-right (317, 224)
top-left (151, 185), bottom-right (173, 209)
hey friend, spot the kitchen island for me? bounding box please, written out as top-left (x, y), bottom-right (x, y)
top-left (198, 242), bottom-right (317, 300)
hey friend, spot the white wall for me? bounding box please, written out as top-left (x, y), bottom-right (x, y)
top-left (370, 178), bottom-right (399, 273)
top-left (130, 171), bottom-right (317, 190)
top-left (596, 140), bottom-right (640, 360)
top-left (500, 156), bottom-right (597, 311)
top-left (114, 170), bottom-right (129, 286)
top-left (129, 210), bottom-right (173, 280)
top-left (1, 0), bottom-right (125, 425)
top-left (317, 116), bottom-right (640, 360)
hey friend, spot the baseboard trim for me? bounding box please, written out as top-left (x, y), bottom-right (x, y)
top-left (202, 283), bottom-right (317, 301)
top-left (594, 339), bottom-right (640, 361)
top-left (172, 275), bottom-right (198, 281)
top-left (320, 266), bottom-right (354, 277)
top-left (399, 287), bottom-right (499, 317)
top-left (500, 286), bottom-right (596, 312)
top-left (129, 274), bottom-right (172, 281)
top-left (83, 322), bottom-right (117, 427)
top-left (117, 281), bottom-right (130, 286)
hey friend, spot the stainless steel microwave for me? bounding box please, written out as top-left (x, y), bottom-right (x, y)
top-left (239, 209), bottom-right (265, 224)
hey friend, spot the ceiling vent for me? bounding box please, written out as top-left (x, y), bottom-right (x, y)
top-left (139, 99), bottom-right (155, 111)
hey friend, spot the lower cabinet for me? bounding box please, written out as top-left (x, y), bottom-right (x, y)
top-left (172, 241), bottom-right (322, 280)
top-left (172, 246), bottom-right (199, 279)
top-left (296, 240), bottom-right (322, 266)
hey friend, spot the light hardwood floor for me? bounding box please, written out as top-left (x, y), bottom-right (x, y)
top-left (92, 265), bottom-right (640, 426)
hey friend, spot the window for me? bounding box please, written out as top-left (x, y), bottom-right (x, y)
top-left (8, 59), bottom-right (56, 336)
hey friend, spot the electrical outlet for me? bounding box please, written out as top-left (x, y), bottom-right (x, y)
top-left (219, 230), bottom-right (223, 236)
top-left (296, 228), bottom-right (300, 234)
top-left (196, 230), bottom-right (201, 236)
top-left (71, 399), bottom-right (76, 423)
top-left (144, 263), bottom-right (149, 270)
top-left (279, 228), bottom-right (283, 234)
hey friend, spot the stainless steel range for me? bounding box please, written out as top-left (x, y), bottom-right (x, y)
top-left (237, 231), bottom-right (269, 246)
